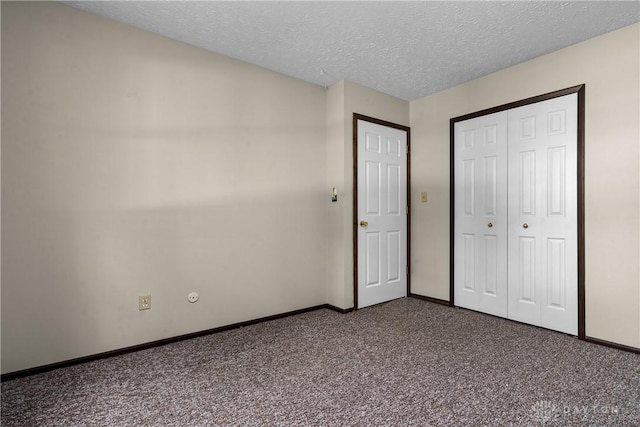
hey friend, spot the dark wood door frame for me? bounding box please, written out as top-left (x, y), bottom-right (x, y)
top-left (449, 85), bottom-right (586, 339)
top-left (353, 114), bottom-right (411, 310)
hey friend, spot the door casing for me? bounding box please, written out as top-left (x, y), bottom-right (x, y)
top-left (353, 114), bottom-right (411, 309)
top-left (449, 85), bottom-right (586, 339)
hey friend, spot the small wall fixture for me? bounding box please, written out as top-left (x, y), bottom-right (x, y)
top-left (331, 187), bottom-right (338, 202)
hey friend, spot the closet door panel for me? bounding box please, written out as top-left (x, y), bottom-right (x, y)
top-left (454, 112), bottom-right (508, 317)
top-left (507, 94), bottom-right (578, 335)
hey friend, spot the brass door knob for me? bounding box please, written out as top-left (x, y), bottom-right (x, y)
top-left (360, 220), bottom-right (369, 228)
top-left (487, 222), bottom-right (493, 228)
top-left (523, 223), bottom-right (529, 229)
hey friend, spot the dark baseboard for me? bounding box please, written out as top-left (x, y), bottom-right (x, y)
top-left (1, 303), bottom-right (332, 382)
top-left (325, 304), bottom-right (355, 314)
top-left (584, 336), bottom-right (640, 355)
top-left (409, 293), bottom-right (450, 306)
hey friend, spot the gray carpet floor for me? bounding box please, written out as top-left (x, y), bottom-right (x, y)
top-left (2, 298), bottom-right (639, 426)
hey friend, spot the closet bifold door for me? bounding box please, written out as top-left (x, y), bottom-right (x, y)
top-left (453, 111), bottom-right (509, 318)
top-left (506, 94), bottom-right (578, 335)
top-left (453, 92), bottom-right (579, 336)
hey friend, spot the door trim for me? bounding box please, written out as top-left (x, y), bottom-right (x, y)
top-left (449, 84), bottom-right (586, 339)
top-left (353, 114), bottom-right (411, 310)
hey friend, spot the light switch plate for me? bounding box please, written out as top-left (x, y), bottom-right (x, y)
top-left (421, 191), bottom-right (428, 203)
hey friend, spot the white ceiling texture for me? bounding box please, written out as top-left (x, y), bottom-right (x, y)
top-left (63, 1), bottom-right (640, 101)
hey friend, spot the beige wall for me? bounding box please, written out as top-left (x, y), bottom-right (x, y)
top-left (325, 80), bottom-right (409, 309)
top-left (325, 81), bottom-right (347, 308)
top-left (1, 2), bottom-right (327, 373)
top-left (410, 24), bottom-right (640, 348)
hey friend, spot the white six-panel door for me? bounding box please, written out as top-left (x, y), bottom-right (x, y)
top-left (454, 111), bottom-right (509, 317)
top-left (507, 94), bottom-right (578, 335)
top-left (357, 119), bottom-right (408, 309)
top-left (454, 93), bottom-right (578, 335)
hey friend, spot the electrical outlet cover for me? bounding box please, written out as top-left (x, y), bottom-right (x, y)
top-left (138, 294), bottom-right (151, 310)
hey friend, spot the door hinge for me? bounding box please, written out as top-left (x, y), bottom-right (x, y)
top-left (405, 205), bottom-right (409, 215)
top-left (406, 145), bottom-right (409, 155)
top-left (406, 266), bottom-right (409, 275)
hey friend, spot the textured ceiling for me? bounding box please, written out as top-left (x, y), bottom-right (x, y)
top-left (62, 1), bottom-right (640, 101)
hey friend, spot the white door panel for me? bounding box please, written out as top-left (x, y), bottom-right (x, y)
top-left (454, 93), bottom-right (578, 336)
top-left (507, 94), bottom-right (578, 335)
top-left (357, 120), bottom-right (407, 308)
top-left (454, 111), bottom-right (509, 317)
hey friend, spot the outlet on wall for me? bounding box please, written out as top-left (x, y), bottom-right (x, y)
top-left (138, 294), bottom-right (151, 310)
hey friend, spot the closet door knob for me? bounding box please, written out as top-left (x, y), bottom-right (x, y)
top-left (523, 223), bottom-right (529, 229)
top-left (487, 222), bottom-right (493, 228)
